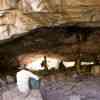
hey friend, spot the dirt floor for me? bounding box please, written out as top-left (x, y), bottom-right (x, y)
top-left (0, 75), bottom-right (100, 100)
top-left (40, 75), bottom-right (100, 100)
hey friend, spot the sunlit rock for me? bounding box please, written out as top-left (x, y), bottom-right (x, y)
top-left (0, 0), bottom-right (100, 41)
top-left (0, 0), bottom-right (11, 10)
top-left (18, 0), bottom-right (43, 12)
top-left (0, 25), bottom-right (10, 40)
top-left (0, 10), bottom-right (38, 40)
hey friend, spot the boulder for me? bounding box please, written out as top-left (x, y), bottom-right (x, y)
top-left (6, 75), bottom-right (15, 84)
top-left (0, 78), bottom-right (6, 87)
top-left (91, 65), bottom-right (100, 76)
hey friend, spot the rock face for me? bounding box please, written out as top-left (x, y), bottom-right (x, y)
top-left (0, 29), bottom-right (100, 73)
top-left (0, 9), bottom-right (38, 40)
top-left (0, 0), bottom-right (100, 40)
top-left (0, 0), bottom-right (100, 75)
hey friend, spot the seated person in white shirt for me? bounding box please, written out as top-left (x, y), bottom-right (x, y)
top-left (16, 64), bottom-right (40, 96)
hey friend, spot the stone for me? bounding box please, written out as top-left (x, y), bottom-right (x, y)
top-left (2, 84), bottom-right (43, 100)
top-left (0, 79), bottom-right (6, 87)
top-left (6, 75), bottom-right (15, 84)
top-left (69, 95), bottom-right (80, 100)
top-left (91, 65), bottom-right (100, 76)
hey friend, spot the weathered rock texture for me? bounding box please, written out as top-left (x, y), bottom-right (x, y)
top-left (0, 0), bottom-right (100, 40)
top-left (0, 0), bottom-right (100, 74)
top-left (0, 27), bottom-right (100, 74)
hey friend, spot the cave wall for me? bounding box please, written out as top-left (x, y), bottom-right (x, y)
top-left (0, 27), bottom-right (100, 73)
top-left (0, 0), bottom-right (100, 41)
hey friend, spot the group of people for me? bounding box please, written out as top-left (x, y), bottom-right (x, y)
top-left (16, 56), bottom-right (65, 97)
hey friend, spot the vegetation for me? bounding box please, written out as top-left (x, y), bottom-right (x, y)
top-left (32, 67), bottom-right (58, 78)
top-left (58, 60), bottom-right (66, 72)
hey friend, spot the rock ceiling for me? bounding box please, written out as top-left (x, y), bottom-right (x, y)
top-left (0, 0), bottom-right (100, 40)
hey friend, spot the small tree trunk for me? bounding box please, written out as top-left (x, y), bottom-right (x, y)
top-left (75, 33), bottom-right (81, 74)
top-left (75, 58), bottom-right (81, 74)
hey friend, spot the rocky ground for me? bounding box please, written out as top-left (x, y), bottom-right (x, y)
top-left (40, 75), bottom-right (100, 100)
top-left (0, 75), bottom-right (43, 100)
top-left (0, 83), bottom-right (43, 100)
top-left (0, 75), bottom-right (100, 100)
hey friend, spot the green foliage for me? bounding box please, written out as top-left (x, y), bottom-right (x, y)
top-left (32, 67), bottom-right (57, 77)
top-left (49, 67), bottom-right (57, 74)
top-left (32, 70), bottom-right (49, 77)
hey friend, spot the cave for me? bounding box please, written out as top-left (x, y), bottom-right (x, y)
top-left (0, 0), bottom-right (100, 100)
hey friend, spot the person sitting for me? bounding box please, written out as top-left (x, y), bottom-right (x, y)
top-left (16, 64), bottom-right (40, 96)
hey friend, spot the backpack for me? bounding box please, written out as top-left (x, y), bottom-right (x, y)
top-left (29, 77), bottom-right (41, 89)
